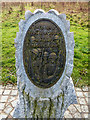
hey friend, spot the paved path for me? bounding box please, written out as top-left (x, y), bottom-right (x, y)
top-left (0, 85), bottom-right (89, 119)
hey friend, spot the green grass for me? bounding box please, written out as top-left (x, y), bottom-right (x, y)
top-left (70, 26), bottom-right (88, 87)
top-left (1, 4), bottom-right (89, 87)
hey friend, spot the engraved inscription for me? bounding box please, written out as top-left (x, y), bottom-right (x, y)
top-left (23, 19), bottom-right (66, 88)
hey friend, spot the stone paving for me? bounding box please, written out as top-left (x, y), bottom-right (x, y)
top-left (0, 84), bottom-right (89, 119)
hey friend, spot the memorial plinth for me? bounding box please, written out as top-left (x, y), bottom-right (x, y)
top-left (13, 9), bottom-right (77, 118)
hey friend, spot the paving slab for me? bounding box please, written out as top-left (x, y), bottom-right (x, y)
top-left (73, 112), bottom-right (82, 118)
top-left (0, 96), bottom-right (8, 103)
top-left (11, 90), bottom-right (18, 96)
top-left (81, 105), bottom-right (89, 113)
top-left (0, 112), bottom-right (7, 120)
top-left (83, 113), bottom-right (88, 118)
top-left (0, 89), bottom-right (4, 95)
top-left (76, 91), bottom-right (84, 97)
top-left (4, 104), bottom-right (13, 114)
top-left (82, 86), bottom-right (88, 92)
top-left (74, 104), bottom-right (82, 113)
top-left (83, 92), bottom-right (88, 97)
top-left (0, 103), bottom-right (5, 110)
top-left (75, 87), bottom-right (82, 91)
top-left (64, 110), bottom-right (73, 118)
top-left (0, 85), bottom-right (89, 119)
top-left (68, 105), bottom-right (77, 115)
top-left (3, 90), bottom-right (11, 95)
top-left (77, 97), bottom-right (87, 105)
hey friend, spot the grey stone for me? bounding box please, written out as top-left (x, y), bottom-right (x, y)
top-left (58, 13), bottom-right (66, 20)
top-left (18, 19), bottom-right (25, 30)
top-left (13, 9), bottom-right (77, 118)
top-left (34, 9), bottom-right (45, 14)
top-left (25, 10), bottom-right (33, 20)
top-left (48, 9), bottom-right (59, 15)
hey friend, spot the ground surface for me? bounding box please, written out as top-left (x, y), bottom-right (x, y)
top-left (0, 85), bottom-right (89, 119)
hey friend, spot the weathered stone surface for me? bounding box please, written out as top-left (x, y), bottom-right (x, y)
top-left (34, 9), bottom-right (45, 14)
top-left (48, 9), bottom-right (59, 15)
top-left (13, 77), bottom-right (77, 118)
top-left (13, 9), bottom-right (77, 118)
top-left (58, 13), bottom-right (66, 20)
top-left (25, 10), bottom-right (33, 20)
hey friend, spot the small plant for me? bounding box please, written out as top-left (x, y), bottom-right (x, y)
top-left (8, 7), bottom-right (13, 14)
top-left (19, 3), bottom-right (25, 15)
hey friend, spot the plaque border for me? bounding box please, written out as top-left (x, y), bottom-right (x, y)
top-left (23, 18), bottom-right (66, 88)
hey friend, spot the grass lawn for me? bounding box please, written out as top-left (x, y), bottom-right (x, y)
top-left (1, 2), bottom-right (89, 87)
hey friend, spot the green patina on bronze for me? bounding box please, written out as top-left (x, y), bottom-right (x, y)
top-left (23, 19), bottom-right (66, 88)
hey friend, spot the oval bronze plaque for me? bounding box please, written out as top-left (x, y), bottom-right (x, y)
top-left (23, 19), bottom-right (66, 88)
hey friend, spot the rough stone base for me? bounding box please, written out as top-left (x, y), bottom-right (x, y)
top-left (13, 77), bottom-right (77, 118)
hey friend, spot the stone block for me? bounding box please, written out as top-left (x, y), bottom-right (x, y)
top-left (4, 104), bottom-right (13, 114)
top-left (0, 96), bottom-right (8, 103)
top-left (76, 91), bottom-right (84, 97)
top-left (11, 90), bottom-right (18, 96)
top-left (3, 90), bottom-right (11, 95)
top-left (81, 105), bottom-right (89, 113)
top-left (0, 103), bottom-right (5, 110)
top-left (78, 98), bottom-right (86, 105)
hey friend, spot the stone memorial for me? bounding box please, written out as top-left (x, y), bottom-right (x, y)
top-left (13, 9), bottom-right (77, 118)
